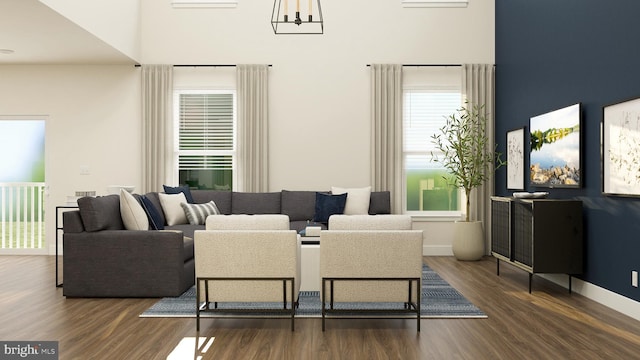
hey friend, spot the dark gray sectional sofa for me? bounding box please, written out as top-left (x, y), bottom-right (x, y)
top-left (62, 189), bottom-right (390, 298)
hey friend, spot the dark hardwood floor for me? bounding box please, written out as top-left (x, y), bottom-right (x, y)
top-left (1, 255), bottom-right (639, 359)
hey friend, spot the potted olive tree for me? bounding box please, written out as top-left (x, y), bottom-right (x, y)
top-left (431, 102), bottom-right (504, 260)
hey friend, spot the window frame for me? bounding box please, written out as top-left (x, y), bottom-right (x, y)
top-left (172, 89), bottom-right (237, 190)
top-left (171, 0), bottom-right (238, 8)
top-left (401, 0), bottom-right (468, 8)
top-left (402, 85), bottom-right (465, 219)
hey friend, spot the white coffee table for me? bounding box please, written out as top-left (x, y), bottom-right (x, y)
top-left (300, 236), bottom-right (320, 291)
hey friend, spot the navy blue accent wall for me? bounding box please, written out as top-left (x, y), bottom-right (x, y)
top-left (495, 0), bottom-right (640, 301)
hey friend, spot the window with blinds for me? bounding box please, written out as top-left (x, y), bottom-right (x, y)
top-left (175, 90), bottom-right (236, 190)
top-left (403, 89), bottom-right (462, 213)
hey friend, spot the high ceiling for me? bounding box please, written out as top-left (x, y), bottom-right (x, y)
top-left (0, 0), bottom-right (135, 65)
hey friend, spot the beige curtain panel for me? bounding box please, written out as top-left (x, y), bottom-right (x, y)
top-left (236, 64), bottom-right (270, 192)
top-left (141, 64), bottom-right (174, 193)
top-left (370, 64), bottom-right (403, 214)
top-left (462, 63), bottom-right (496, 254)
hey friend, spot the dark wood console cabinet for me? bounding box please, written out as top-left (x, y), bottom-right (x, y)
top-left (490, 197), bottom-right (583, 293)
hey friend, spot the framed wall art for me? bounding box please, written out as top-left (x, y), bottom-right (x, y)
top-left (602, 96), bottom-right (640, 197)
top-left (529, 103), bottom-right (582, 188)
top-left (506, 127), bottom-right (525, 190)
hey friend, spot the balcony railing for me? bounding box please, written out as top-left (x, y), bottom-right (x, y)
top-left (0, 182), bottom-right (46, 249)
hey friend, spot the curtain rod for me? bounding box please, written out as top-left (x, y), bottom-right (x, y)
top-left (134, 64), bottom-right (272, 67)
top-left (366, 64), bottom-right (496, 67)
top-left (366, 64), bottom-right (462, 67)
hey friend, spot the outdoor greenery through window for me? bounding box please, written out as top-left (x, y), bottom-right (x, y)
top-left (403, 89), bottom-right (462, 214)
top-left (174, 90), bottom-right (236, 190)
top-left (0, 119), bottom-right (46, 250)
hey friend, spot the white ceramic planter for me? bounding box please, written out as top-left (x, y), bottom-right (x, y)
top-left (452, 221), bottom-right (484, 261)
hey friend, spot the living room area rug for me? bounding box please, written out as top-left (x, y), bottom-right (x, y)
top-left (140, 264), bottom-right (487, 319)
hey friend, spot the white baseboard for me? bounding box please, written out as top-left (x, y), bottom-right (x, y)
top-left (540, 273), bottom-right (640, 322)
top-left (423, 245), bottom-right (453, 256)
top-left (0, 249), bottom-right (48, 255)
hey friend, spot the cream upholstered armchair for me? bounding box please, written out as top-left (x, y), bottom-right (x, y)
top-left (194, 214), bottom-right (301, 331)
top-left (320, 214), bottom-right (423, 331)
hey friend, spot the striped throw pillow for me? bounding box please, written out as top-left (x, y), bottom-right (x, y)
top-left (180, 201), bottom-right (220, 225)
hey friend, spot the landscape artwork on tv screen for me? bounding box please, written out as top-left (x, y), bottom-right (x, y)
top-left (529, 103), bottom-right (581, 188)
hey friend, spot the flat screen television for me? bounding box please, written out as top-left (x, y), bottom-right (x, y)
top-left (529, 103), bottom-right (582, 188)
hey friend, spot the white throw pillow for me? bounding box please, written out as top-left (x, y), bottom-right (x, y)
top-left (331, 186), bottom-right (372, 215)
top-left (159, 192), bottom-right (188, 226)
top-left (120, 189), bottom-right (149, 230)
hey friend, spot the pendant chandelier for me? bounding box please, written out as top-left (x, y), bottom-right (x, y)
top-left (271, 0), bottom-right (324, 34)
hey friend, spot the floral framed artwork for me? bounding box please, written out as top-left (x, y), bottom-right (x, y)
top-left (506, 127), bottom-right (525, 190)
top-left (602, 96), bottom-right (640, 197)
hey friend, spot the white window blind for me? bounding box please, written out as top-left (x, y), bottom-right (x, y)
top-left (174, 90), bottom-right (236, 190)
top-left (404, 90), bottom-right (461, 163)
top-left (403, 89), bottom-right (462, 213)
top-left (178, 93), bottom-right (233, 150)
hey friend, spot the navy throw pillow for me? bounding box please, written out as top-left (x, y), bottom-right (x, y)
top-left (140, 195), bottom-right (165, 230)
top-left (163, 185), bottom-right (194, 204)
top-left (313, 192), bottom-right (347, 223)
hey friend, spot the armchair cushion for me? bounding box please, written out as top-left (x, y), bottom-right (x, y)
top-left (206, 214), bottom-right (290, 230)
top-left (328, 214), bottom-right (412, 230)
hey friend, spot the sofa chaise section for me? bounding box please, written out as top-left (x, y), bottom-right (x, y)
top-left (62, 199), bottom-right (195, 298)
top-left (61, 189), bottom-right (391, 298)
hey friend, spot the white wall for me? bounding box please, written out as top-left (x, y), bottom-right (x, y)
top-left (141, 0), bottom-right (494, 191)
top-left (0, 1), bottom-right (494, 255)
top-left (140, 0), bottom-right (494, 254)
top-left (40, 0), bottom-right (141, 60)
top-left (0, 65), bottom-right (141, 253)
